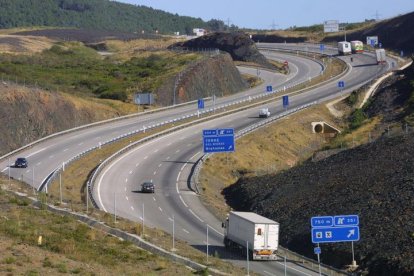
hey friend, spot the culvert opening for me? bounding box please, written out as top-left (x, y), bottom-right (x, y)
top-left (314, 124), bottom-right (323, 133)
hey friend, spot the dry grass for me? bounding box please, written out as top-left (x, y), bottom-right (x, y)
top-left (0, 34), bottom-right (55, 54)
top-left (199, 105), bottom-right (344, 220)
top-left (0, 180), bottom-right (198, 276)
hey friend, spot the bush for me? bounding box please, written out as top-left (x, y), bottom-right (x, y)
top-left (349, 109), bottom-right (367, 129)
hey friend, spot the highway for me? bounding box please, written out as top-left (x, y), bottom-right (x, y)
top-left (0, 49), bottom-right (322, 190)
top-left (93, 46), bottom-right (391, 275)
top-left (0, 44), bottom-right (393, 275)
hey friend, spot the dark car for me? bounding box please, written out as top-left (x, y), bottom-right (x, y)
top-left (141, 182), bottom-right (155, 193)
top-left (15, 157), bottom-right (28, 168)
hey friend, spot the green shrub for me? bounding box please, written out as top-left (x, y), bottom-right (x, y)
top-left (349, 109), bottom-right (367, 129)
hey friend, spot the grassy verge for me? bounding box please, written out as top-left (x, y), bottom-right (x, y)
top-left (199, 105), bottom-right (344, 220)
top-left (0, 179), bottom-right (199, 276)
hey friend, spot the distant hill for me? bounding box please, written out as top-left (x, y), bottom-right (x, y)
top-left (0, 0), bottom-right (207, 34)
top-left (322, 11), bottom-right (414, 54)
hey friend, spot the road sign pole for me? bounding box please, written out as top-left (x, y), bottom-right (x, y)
top-left (317, 243), bottom-right (322, 276)
top-left (284, 254), bottom-right (287, 276)
top-left (351, 241), bottom-right (356, 267)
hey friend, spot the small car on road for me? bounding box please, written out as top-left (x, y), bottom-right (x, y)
top-left (14, 157), bottom-right (28, 168)
top-left (141, 182), bottom-right (155, 193)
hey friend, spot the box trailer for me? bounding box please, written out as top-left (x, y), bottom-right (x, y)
top-left (338, 41), bottom-right (352, 55)
top-left (223, 211), bottom-right (279, 260)
top-left (351, 40), bottom-right (364, 53)
top-left (375, 49), bottom-right (386, 64)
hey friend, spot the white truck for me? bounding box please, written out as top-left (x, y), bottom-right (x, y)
top-left (223, 211), bottom-right (280, 260)
top-left (351, 40), bottom-right (364, 53)
top-left (338, 41), bottom-right (352, 55)
top-left (375, 49), bottom-right (386, 64)
top-left (259, 108), bottom-right (270, 118)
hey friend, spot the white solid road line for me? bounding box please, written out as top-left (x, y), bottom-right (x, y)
top-left (179, 195), bottom-right (188, 208)
top-left (263, 271), bottom-right (276, 276)
top-left (274, 261), bottom-right (313, 276)
top-left (26, 147), bottom-right (46, 158)
top-left (1, 168), bottom-right (7, 173)
top-left (182, 229), bottom-right (190, 234)
top-left (189, 209), bottom-right (204, 223)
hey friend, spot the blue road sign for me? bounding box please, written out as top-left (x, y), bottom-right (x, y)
top-left (203, 128), bottom-right (235, 153)
top-left (198, 99), bottom-right (204, 109)
top-left (314, 247), bottom-right (321, 255)
top-left (312, 226), bottom-right (360, 243)
top-left (400, 50), bottom-right (404, 57)
top-left (282, 95), bottom-right (289, 108)
top-left (334, 215), bottom-right (359, 226)
top-left (338, 81), bottom-right (345, 88)
top-left (320, 44), bottom-right (325, 52)
top-left (266, 85), bottom-right (273, 92)
top-left (311, 216), bottom-right (334, 228)
top-left (379, 42), bottom-right (382, 48)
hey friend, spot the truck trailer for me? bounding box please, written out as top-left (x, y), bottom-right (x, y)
top-left (223, 211), bottom-right (279, 260)
top-left (338, 41), bottom-right (352, 55)
top-left (351, 40), bottom-right (364, 53)
top-left (375, 49), bottom-right (386, 64)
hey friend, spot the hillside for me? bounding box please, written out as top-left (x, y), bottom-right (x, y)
top-left (223, 62), bottom-right (414, 275)
top-left (171, 32), bottom-right (277, 70)
top-left (0, 0), bottom-right (207, 34)
top-left (322, 11), bottom-right (414, 54)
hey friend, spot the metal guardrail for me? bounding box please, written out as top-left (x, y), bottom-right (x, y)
top-left (191, 101), bottom-right (317, 195)
top-left (44, 48), bottom-right (342, 197)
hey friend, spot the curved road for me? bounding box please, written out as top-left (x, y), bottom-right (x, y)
top-left (94, 46), bottom-right (393, 275)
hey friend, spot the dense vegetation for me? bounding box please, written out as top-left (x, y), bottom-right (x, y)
top-left (0, 0), bottom-right (226, 34)
top-left (0, 42), bottom-right (200, 101)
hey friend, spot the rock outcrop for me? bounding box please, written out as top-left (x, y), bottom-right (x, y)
top-left (170, 31), bottom-right (276, 70)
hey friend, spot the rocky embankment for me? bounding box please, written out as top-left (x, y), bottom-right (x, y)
top-left (0, 84), bottom-right (124, 155)
top-left (156, 53), bottom-right (248, 106)
top-left (170, 31), bottom-right (276, 70)
top-left (224, 63), bottom-right (414, 275)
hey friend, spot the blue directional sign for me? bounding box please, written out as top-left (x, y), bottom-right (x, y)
top-left (379, 42), bottom-right (382, 48)
top-left (282, 95), bottom-right (289, 108)
top-left (314, 247), bottom-right (321, 255)
top-left (320, 44), bottom-right (325, 52)
top-left (266, 85), bottom-right (273, 92)
top-left (400, 50), bottom-right (404, 57)
top-left (198, 99), bottom-right (204, 109)
top-left (312, 226), bottom-right (360, 243)
top-left (334, 215), bottom-right (359, 226)
top-left (203, 128), bottom-right (235, 153)
top-left (311, 216), bottom-right (334, 228)
top-left (338, 81), bottom-right (345, 88)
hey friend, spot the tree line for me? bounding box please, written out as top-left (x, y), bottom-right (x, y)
top-left (0, 0), bottom-right (234, 34)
